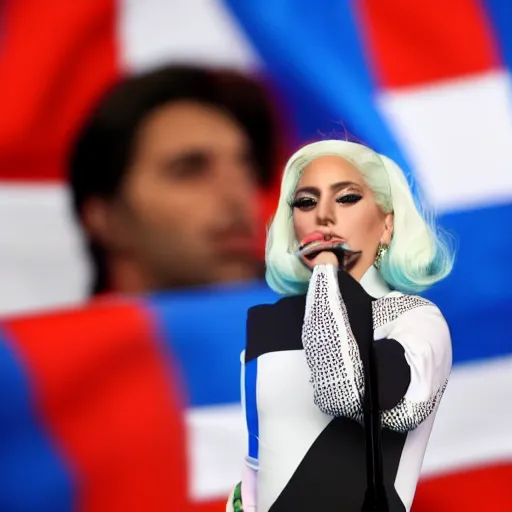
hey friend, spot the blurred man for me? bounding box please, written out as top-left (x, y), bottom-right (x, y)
top-left (69, 65), bottom-right (278, 296)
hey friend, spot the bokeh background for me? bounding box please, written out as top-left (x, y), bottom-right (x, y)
top-left (0, 1), bottom-right (511, 511)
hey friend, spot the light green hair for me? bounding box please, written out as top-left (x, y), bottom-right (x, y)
top-left (265, 140), bottom-right (455, 296)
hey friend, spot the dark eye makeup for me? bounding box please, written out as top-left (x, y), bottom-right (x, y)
top-left (291, 191), bottom-right (362, 210)
top-left (336, 193), bottom-right (362, 204)
top-left (291, 196), bottom-right (317, 210)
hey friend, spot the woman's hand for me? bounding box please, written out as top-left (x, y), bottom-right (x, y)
top-left (296, 236), bottom-right (341, 269)
top-left (301, 247), bottom-right (339, 269)
top-left (296, 234), bottom-right (361, 271)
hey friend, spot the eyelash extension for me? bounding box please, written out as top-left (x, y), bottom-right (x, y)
top-left (291, 197), bottom-right (317, 209)
top-left (289, 192), bottom-right (362, 210)
top-left (336, 193), bottom-right (362, 204)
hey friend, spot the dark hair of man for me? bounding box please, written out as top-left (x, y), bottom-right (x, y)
top-left (68, 65), bottom-right (278, 295)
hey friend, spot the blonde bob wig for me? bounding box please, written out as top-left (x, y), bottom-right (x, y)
top-left (265, 140), bottom-right (455, 296)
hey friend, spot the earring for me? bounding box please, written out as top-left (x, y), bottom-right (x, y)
top-left (374, 243), bottom-right (389, 269)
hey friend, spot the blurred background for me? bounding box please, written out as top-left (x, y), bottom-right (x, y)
top-left (0, 0), bottom-right (511, 511)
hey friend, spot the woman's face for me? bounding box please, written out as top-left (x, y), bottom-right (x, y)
top-left (292, 155), bottom-right (393, 280)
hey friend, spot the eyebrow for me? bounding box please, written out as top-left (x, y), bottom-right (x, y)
top-left (163, 149), bottom-right (210, 168)
top-left (294, 180), bottom-right (362, 196)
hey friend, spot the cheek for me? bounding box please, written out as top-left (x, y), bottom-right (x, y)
top-left (340, 207), bottom-right (385, 245)
top-left (146, 192), bottom-right (190, 225)
top-left (122, 171), bottom-right (217, 246)
top-left (127, 183), bottom-right (204, 238)
top-left (123, 170), bottom-right (170, 217)
top-left (293, 211), bottom-right (313, 241)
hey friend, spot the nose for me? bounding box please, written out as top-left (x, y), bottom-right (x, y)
top-left (220, 170), bottom-right (255, 206)
top-left (218, 166), bottom-right (258, 221)
top-left (315, 198), bottom-right (335, 227)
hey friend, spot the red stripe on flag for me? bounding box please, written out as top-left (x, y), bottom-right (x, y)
top-left (355, 0), bottom-right (500, 88)
top-left (0, 0), bottom-right (119, 181)
top-left (413, 462), bottom-right (512, 511)
top-left (191, 499), bottom-right (226, 512)
top-left (4, 301), bottom-right (189, 512)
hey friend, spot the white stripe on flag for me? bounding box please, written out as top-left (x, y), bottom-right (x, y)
top-left (186, 355), bottom-right (512, 500)
top-left (422, 354), bottom-right (512, 476)
top-left (378, 70), bottom-right (512, 212)
top-left (0, 184), bottom-right (88, 317)
top-left (117, 0), bottom-right (260, 73)
top-left (187, 403), bottom-right (245, 501)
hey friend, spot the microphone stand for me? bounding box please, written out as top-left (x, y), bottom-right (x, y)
top-left (361, 320), bottom-right (388, 511)
top-left (330, 245), bottom-right (389, 511)
top-left (297, 242), bottom-right (389, 511)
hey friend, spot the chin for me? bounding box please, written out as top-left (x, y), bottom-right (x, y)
top-left (212, 260), bottom-right (262, 284)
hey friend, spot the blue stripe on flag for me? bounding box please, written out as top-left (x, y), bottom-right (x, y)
top-left (149, 280), bottom-right (278, 408)
top-left (484, 0), bottom-right (512, 71)
top-left (244, 358), bottom-right (259, 462)
top-left (225, 0), bottom-right (412, 174)
top-left (425, 203), bottom-right (512, 364)
top-left (0, 330), bottom-right (74, 511)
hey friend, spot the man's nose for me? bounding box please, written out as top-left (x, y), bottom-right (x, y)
top-left (221, 177), bottom-right (252, 204)
top-left (220, 163), bottom-right (257, 197)
top-left (217, 171), bottom-right (258, 216)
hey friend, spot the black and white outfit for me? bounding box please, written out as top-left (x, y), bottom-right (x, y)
top-left (241, 264), bottom-right (451, 511)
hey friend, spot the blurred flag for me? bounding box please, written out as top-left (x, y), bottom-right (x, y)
top-left (0, 0), bottom-right (511, 510)
top-left (1, 281), bottom-right (511, 511)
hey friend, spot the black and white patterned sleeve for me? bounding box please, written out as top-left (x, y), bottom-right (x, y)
top-left (302, 264), bottom-right (365, 422)
top-left (374, 299), bottom-right (452, 432)
top-left (302, 265), bottom-right (452, 433)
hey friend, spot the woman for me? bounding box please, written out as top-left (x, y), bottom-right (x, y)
top-left (228, 140), bottom-right (454, 511)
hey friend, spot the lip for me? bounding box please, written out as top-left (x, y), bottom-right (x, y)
top-left (301, 231), bottom-right (345, 246)
top-left (326, 235), bottom-right (345, 244)
top-left (215, 233), bottom-right (257, 254)
top-left (301, 231), bottom-right (326, 246)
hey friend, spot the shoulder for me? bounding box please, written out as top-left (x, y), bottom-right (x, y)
top-left (246, 295), bottom-right (307, 362)
top-left (373, 292), bottom-right (449, 332)
top-left (247, 294), bottom-right (306, 321)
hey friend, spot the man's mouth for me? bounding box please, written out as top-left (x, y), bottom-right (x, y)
top-left (214, 229), bottom-right (257, 255)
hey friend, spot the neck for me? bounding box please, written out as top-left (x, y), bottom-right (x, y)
top-left (358, 265), bottom-right (390, 298)
top-left (108, 257), bottom-right (156, 295)
top-left (348, 265), bottom-right (367, 283)
top-left (347, 257), bottom-right (375, 283)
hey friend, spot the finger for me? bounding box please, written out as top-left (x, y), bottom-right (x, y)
top-left (299, 242), bottom-right (341, 260)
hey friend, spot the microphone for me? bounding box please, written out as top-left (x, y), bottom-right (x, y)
top-left (295, 239), bottom-right (361, 270)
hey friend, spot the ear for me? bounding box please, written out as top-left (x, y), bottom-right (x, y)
top-left (380, 212), bottom-right (394, 245)
top-left (81, 197), bottom-right (110, 244)
top-left (81, 196), bottom-right (127, 250)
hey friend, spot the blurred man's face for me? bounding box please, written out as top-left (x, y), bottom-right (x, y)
top-left (105, 100), bottom-right (262, 291)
